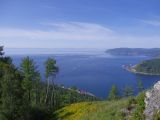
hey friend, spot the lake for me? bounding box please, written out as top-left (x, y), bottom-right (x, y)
top-left (10, 52), bottom-right (160, 99)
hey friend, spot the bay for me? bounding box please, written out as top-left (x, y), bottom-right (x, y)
top-left (10, 52), bottom-right (160, 99)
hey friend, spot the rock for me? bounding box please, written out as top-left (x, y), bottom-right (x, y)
top-left (144, 81), bottom-right (160, 120)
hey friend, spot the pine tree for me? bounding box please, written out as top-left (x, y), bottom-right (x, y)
top-left (123, 86), bottom-right (134, 97)
top-left (0, 46), bottom-right (4, 56)
top-left (20, 56), bottom-right (40, 105)
top-left (137, 79), bottom-right (144, 92)
top-left (44, 58), bottom-right (58, 108)
top-left (34, 72), bottom-right (41, 105)
top-left (0, 59), bottom-right (27, 120)
top-left (108, 85), bottom-right (119, 100)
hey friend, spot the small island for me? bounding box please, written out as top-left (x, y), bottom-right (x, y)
top-left (123, 58), bottom-right (160, 75)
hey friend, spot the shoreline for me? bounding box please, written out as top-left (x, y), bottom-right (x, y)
top-left (60, 85), bottom-right (97, 97)
top-left (122, 65), bottom-right (160, 76)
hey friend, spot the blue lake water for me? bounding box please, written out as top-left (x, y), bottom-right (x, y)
top-left (10, 52), bottom-right (160, 99)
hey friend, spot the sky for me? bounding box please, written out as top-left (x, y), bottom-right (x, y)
top-left (1, 0), bottom-right (160, 49)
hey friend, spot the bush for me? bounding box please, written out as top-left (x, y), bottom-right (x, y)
top-left (153, 110), bottom-right (160, 120)
top-left (126, 97), bottom-right (136, 111)
top-left (129, 92), bottom-right (145, 120)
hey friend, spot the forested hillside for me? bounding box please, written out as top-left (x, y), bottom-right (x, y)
top-left (134, 58), bottom-right (160, 75)
top-left (106, 48), bottom-right (160, 57)
top-left (0, 46), bottom-right (97, 120)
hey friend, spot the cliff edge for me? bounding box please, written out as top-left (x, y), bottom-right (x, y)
top-left (144, 81), bottom-right (160, 120)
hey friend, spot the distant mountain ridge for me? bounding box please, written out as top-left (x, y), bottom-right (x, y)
top-left (106, 48), bottom-right (160, 57)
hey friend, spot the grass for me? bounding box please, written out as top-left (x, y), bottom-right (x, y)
top-left (54, 92), bottom-right (146, 120)
top-left (54, 99), bottom-right (128, 120)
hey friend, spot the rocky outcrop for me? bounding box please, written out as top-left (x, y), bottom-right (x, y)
top-left (144, 81), bottom-right (160, 120)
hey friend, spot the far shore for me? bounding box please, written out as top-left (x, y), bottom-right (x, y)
top-left (122, 65), bottom-right (160, 76)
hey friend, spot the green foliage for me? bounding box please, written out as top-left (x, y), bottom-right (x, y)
top-left (153, 110), bottom-right (160, 120)
top-left (0, 48), bottom-right (98, 120)
top-left (135, 58), bottom-right (160, 75)
top-left (45, 58), bottom-right (58, 78)
top-left (20, 56), bottom-right (40, 104)
top-left (53, 86), bottom-right (98, 108)
top-left (137, 79), bottom-right (144, 92)
top-left (108, 85), bottom-right (119, 100)
top-left (55, 92), bottom-right (146, 120)
top-left (129, 92), bottom-right (145, 120)
top-left (123, 86), bottom-right (134, 97)
top-left (55, 100), bottom-right (128, 120)
top-left (0, 46), bottom-right (4, 56)
top-left (0, 59), bottom-right (27, 120)
top-left (70, 86), bottom-right (77, 90)
top-left (44, 58), bottom-right (59, 108)
top-left (126, 97), bottom-right (136, 111)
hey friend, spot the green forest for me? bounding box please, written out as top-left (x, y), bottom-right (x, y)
top-left (0, 46), bottom-right (97, 120)
top-left (135, 58), bottom-right (160, 75)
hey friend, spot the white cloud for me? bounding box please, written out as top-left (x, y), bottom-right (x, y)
top-left (141, 19), bottom-right (160, 26)
top-left (0, 22), bottom-right (114, 40)
top-left (0, 21), bottom-right (160, 48)
top-left (42, 22), bottom-right (113, 33)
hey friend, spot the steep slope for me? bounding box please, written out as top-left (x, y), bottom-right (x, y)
top-left (54, 100), bottom-right (129, 120)
top-left (144, 81), bottom-right (160, 120)
top-left (54, 93), bottom-right (146, 120)
top-left (54, 81), bottom-right (160, 120)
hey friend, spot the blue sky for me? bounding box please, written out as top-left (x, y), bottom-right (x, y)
top-left (1, 0), bottom-right (160, 48)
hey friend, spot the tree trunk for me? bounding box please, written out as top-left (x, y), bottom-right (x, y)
top-left (29, 90), bottom-right (31, 102)
top-left (45, 77), bottom-right (50, 104)
top-left (36, 87), bottom-right (39, 105)
top-left (50, 76), bottom-right (55, 108)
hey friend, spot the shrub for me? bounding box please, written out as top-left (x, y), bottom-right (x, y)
top-left (129, 92), bottom-right (145, 120)
top-left (153, 110), bottom-right (160, 120)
